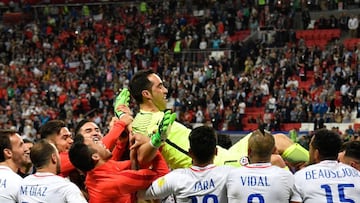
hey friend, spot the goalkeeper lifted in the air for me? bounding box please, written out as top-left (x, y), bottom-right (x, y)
top-left (126, 69), bottom-right (309, 170)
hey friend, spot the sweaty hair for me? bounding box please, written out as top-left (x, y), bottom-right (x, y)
top-left (248, 129), bottom-right (275, 160)
top-left (40, 120), bottom-right (66, 139)
top-left (30, 140), bottom-right (56, 169)
top-left (344, 141), bottom-right (360, 161)
top-left (0, 129), bottom-right (17, 162)
top-left (69, 134), bottom-right (96, 172)
top-left (312, 128), bottom-right (342, 160)
top-left (129, 69), bottom-right (155, 104)
top-left (189, 126), bottom-right (217, 165)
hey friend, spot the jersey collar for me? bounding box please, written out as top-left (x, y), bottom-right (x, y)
top-left (245, 162), bottom-right (272, 168)
top-left (191, 164), bottom-right (216, 172)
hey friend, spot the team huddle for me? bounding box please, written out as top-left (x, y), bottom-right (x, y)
top-left (1, 69), bottom-right (360, 203)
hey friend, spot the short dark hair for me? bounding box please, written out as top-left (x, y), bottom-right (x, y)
top-left (129, 69), bottom-right (155, 104)
top-left (30, 140), bottom-right (56, 169)
top-left (0, 129), bottom-right (17, 162)
top-left (40, 120), bottom-right (66, 139)
top-left (69, 134), bottom-right (96, 172)
top-left (312, 128), bottom-right (342, 160)
top-left (344, 141), bottom-right (360, 161)
top-left (189, 126), bottom-right (217, 165)
top-left (74, 119), bottom-right (91, 135)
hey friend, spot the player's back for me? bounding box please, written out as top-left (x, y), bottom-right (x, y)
top-left (152, 165), bottom-right (232, 203)
top-left (18, 172), bottom-right (87, 203)
top-left (227, 163), bottom-right (294, 203)
top-left (292, 160), bottom-right (360, 203)
top-left (0, 166), bottom-right (22, 203)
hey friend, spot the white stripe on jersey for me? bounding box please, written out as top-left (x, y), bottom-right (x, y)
top-left (142, 164), bottom-right (233, 203)
top-left (0, 166), bottom-right (22, 203)
top-left (227, 163), bottom-right (294, 203)
top-left (291, 160), bottom-right (360, 203)
top-left (18, 172), bottom-right (87, 203)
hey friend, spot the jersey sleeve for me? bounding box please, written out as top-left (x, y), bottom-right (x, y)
top-left (290, 173), bottom-right (303, 202)
top-left (103, 120), bottom-right (127, 149)
top-left (103, 120), bottom-right (128, 161)
top-left (59, 151), bottom-right (75, 177)
top-left (139, 171), bottom-right (178, 200)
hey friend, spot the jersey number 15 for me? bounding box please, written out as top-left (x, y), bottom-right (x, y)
top-left (321, 184), bottom-right (355, 203)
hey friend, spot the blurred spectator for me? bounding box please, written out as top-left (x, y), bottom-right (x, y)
top-left (348, 14), bottom-right (359, 38)
top-left (301, 7), bottom-right (311, 30)
top-left (313, 113), bottom-right (325, 130)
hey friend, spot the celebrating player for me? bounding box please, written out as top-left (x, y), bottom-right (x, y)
top-left (0, 129), bottom-right (27, 203)
top-left (68, 132), bottom-right (169, 203)
top-left (17, 140), bottom-right (87, 203)
top-left (138, 125), bottom-right (233, 203)
top-left (291, 129), bottom-right (360, 203)
top-left (128, 69), bottom-right (306, 169)
top-left (227, 129), bottom-right (294, 202)
top-left (39, 120), bottom-right (74, 177)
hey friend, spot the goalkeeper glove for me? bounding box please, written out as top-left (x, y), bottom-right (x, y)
top-left (114, 88), bottom-right (130, 118)
top-left (150, 110), bottom-right (177, 148)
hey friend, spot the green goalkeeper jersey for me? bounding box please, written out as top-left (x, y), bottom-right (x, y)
top-left (132, 110), bottom-right (309, 169)
top-left (132, 110), bottom-right (243, 169)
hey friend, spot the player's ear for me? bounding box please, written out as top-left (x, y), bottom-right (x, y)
top-left (141, 90), bottom-right (151, 99)
top-left (3, 148), bottom-right (12, 159)
top-left (91, 153), bottom-right (100, 161)
top-left (51, 153), bottom-right (59, 165)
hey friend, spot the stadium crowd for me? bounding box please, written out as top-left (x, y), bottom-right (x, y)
top-left (0, 0), bottom-right (359, 140)
top-left (0, 1), bottom-right (360, 202)
top-left (0, 71), bottom-right (360, 202)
